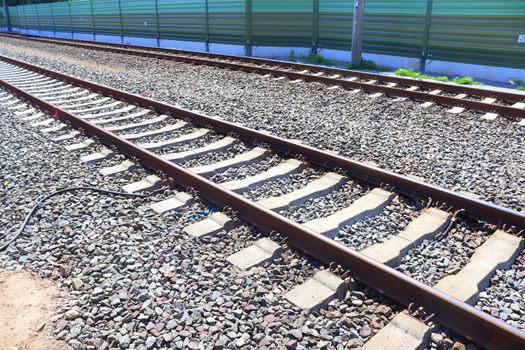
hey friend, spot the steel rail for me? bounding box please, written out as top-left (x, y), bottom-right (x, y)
top-left (5, 32), bottom-right (525, 104)
top-left (2, 32), bottom-right (525, 118)
top-left (1, 68), bottom-right (525, 350)
top-left (1, 54), bottom-right (523, 229)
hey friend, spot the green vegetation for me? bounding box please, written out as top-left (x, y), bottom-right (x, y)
top-left (394, 68), bottom-right (431, 79)
top-left (289, 50), bottom-right (296, 61)
top-left (434, 76), bottom-right (449, 82)
top-left (509, 78), bottom-right (525, 91)
top-left (394, 68), bottom-right (484, 85)
top-left (306, 52), bottom-right (332, 65)
top-left (347, 59), bottom-right (389, 71)
top-left (517, 86), bottom-right (525, 91)
top-left (452, 76), bottom-right (483, 85)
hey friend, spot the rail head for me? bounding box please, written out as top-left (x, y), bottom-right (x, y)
top-left (1, 72), bottom-right (525, 349)
top-left (0, 53), bottom-right (523, 229)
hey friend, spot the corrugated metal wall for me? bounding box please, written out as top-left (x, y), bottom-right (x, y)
top-left (2, 0), bottom-right (524, 69)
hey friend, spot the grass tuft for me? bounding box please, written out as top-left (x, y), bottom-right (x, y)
top-left (452, 76), bottom-right (483, 85)
top-left (517, 86), bottom-right (525, 91)
top-left (307, 53), bottom-right (331, 65)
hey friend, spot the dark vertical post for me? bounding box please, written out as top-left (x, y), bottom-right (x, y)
top-left (2, 0), bottom-right (11, 32)
top-left (312, 0), bottom-right (320, 53)
top-left (118, 0), bottom-right (124, 44)
top-left (89, 0), bottom-right (96, 40)
top-left (155, 0), bottom-right (160, 47)
top-left (420, 0), bottom-right (433, 72)
top-left (205, 0), bottom-right (210, 52)
top-left (21, 3), bottom-right (27, 34)
top-left (68, 0), bottom-right (74, 38)
top-left (35, 2), bottom-right (41, 35)
top-left (245, 0), bottom-right (252, 56)
top-left (49, 2), bottom-right (56, 37)
top-left (351, 0), bottom-right (365, 66)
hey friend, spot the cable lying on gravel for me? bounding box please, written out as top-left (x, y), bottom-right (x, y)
top-left (0, 186), bottom-right (166, 252)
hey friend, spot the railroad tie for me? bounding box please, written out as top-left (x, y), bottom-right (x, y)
top-left (138, 129), bottom-right (208, 151)
top-left (105, 115), bottom-right (170, 133)
top-left (419, 101), bottom-right (434, 108)
top-left (433, 230), bottom-right (524, 305)
top-left (91, 109), bottom-right (151, 126)
top-left (481, 112), bottom-right (498, 121)
top-left (256, 172), bottom-right (345, 211)
top-left (184, 212), bottom-right (233, 238)
top-left (22, 112), bottom-right (45, 121)
top-left (122, 175), bottom-right (163, 194)
top-left (52, 131), bottom-right (80, 141)
top-left (227, 238), bottom-right (282, 270)
top-left (68, 101), bottom-right (123, 114)
top-left (362, 312), bottom-right (431, 350)
top-left (284, 270), bottom-right (347, 313)
top-left (15, 108), bottom-right (36, 116)
top-left (447, 106), bottom-right (465, 114)
top-left (189, 147), bottom-right (269, 177)
top-left (80, 148), bottom-right (114, 165)
top-left (99, 160), bottom-right (136, 176)
top-left (82, 105), bottom-right (136, 120)
top-left (360, 208), bottom-right (451, 267)
top-left (41, 123), bottom-right (67, 134)
top-left (218, 159), bottom-right (304, 193)
top-left (120, 121), bottom-right (187, 140)
top-left (149, 192), bottom-right (194, 215)
top-left (162, 137), bottom-right (237, 163)
top-left (59, 97), bottom-right (111, 110)
top-left (64, 138), bottom-right (95, 152)
top-left (369, 92), bottom-right (383, 98)
top-left (302, 188), bottom-right (394, 239)
top-left (31, 118), bottom-right (55, 127)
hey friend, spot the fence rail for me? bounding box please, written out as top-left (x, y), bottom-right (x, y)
top-left (1, 0), bottom-right (524, 69)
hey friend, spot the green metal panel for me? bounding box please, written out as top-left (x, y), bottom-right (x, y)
top-left (4, 0), bottom-right (525, 69)
top-left (208, 0), bottom-right (245, 44)
top-left (363, 0), bottom-right (427, 58)
top-left (69, 0), bottom-right (95, 35)
top-left (428, 0), bottom-right (525, 68)
top-left (122, 0), bottom-right (158, 38)
top-left (318, 0), bottom-right (352, 51)
top-left (36, 3), bottom-right (54, 32)
top-left (158, 0), bottom-right (206, 41)
top-left (50, 2), bottom-right (73, 33)
top-left (21, 4), bottom-right (38, 31)
top-left (252, 0), bottom-right (312, 47)
top-left (91, 0), bottom-right (120, 36)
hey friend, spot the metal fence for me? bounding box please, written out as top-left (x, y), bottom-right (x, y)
top-left (2, 0), bottom-right (524, 69)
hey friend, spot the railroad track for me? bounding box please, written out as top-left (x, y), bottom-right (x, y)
top-left (1, 32), bottom-right (525, 122)
top-left (1, 55), bottom-right (525, 349)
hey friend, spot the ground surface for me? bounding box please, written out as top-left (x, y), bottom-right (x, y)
top-left (0, 36), bottom-right (523, 214)
top-left (0, 271), bottom-right (70, 350)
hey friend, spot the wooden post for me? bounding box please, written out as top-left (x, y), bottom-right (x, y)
top-left (351, 0), bottom-right (365, 66)
top-left (1, 0), bottom-right (11, 32)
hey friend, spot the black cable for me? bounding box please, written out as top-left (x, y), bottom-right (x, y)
top-left (0, 186), bottom-right (164, 252)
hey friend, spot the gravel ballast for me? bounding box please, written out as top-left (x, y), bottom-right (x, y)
top-left (0, 104), bottom-right (404, 349)
top-left (0, 37), bottom-right (523, 214)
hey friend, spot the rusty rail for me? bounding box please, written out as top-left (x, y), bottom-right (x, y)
top-left (1, 32), bottom-right (524, 119)
top-left (0, 54), bottom-right (523, 229)
top-left (1, 58), bottom-right (525, 349)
